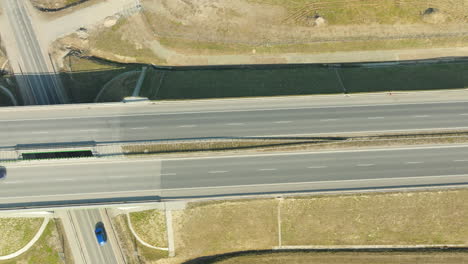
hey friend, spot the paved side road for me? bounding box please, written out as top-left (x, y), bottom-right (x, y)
top-left (0, 0), bottom-right (67, 104)
top-left (59, 209), bottom-right (125, 264)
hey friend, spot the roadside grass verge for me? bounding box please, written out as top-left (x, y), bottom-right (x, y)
top-left (89, 18), bottom-right (166, 65)
top-left (212, 251), bottom-right (468, 264)
top-left (0, 219), bottom-right (65, 264)
top-left (281, 190), bottom-right (468, 245)
top-left (159, 36), bottom-right (468, 56)
top-left (0, 218), bottom-right (43, 256)
top-left (112, 214), bottom-right (168, 264)
top-left (131, 189), bottom-right (468, 263)
top-left (129, 210), bottom-right (168, 248)
top-left (172, 199), bottom-right (278, 258)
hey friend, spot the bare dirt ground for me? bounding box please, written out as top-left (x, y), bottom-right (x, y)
top-left (54, 0), bottom-right (468, 66)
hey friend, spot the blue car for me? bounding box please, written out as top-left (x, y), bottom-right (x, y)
top-left (95, 223), bottom-right (107, 246)
top-left (0, 166), bottom-right (6, 180)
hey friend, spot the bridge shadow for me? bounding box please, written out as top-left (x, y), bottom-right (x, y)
top-left (1, 55), bottom-right (468, 106)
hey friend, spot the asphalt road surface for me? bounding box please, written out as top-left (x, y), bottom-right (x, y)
top-left (69, 209), bottom-right (124, 264)
top-left (1, 145), bottom-right (468, 206)
top-left (2, 0), bottom-right (66, 104)
top-left (1, 101), bottom-right (468, 147)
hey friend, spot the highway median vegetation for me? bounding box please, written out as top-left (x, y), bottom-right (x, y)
top-left (121, 130), bottom-right (468, 158)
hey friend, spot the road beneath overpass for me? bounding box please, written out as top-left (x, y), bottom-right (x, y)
top-left (1, 100), bottom-right (468, 147)
top-left (1, 145), bottom-right (468, 207)
top-left (0, 0), bottom-right (67, 104)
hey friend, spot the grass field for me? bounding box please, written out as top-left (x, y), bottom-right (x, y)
top-left (172, 199), bottom-right (279, 258)
top-left (0, 218), bottom-right (44, 256)
top-left (0, 220), bottom-right (64, 264)
top-left (129, 210), bottom-right (168, 248)
top-left (213, 251), bottom-right (468, 264)
top-left (128, 189), bottom-right (468, 263)
top-left (281, 190), bottom-right (468, 245)
top-left (247, 0), bottom-right (468, 25)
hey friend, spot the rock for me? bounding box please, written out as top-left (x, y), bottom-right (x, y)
top-left (104, 16), bottom-right (118, 27)
top-left (314, 16), bottom-right (327, 27)
top-left (422, 8), bottom-right (447, 24)
top-left (76, 28), bottom-right (89, 40)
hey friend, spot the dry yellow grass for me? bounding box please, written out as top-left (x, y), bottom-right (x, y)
top-left (172, 199), bottom-right (279, 258)
top-left (112, 214), bottom-right (168, 264)
top-left (215, 252), bottom-right (468, 264)
top-left (281, 190), bottom-right (468, 245)
top-left (122, 131), bottom-right (468, 158)
top-left (0, 218), bottom-right (44, 256)
top-left (129, 189), bottom-right (468, 263)
top-left (129, 210), bottom-right (168, 248)
top-left (0, 220), bottom-right (65, 264)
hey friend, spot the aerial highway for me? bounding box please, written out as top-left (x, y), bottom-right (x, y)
top-left (1, 145), bottom-right (468, 207)
top-left (0, 99), bottom-right (467, 147)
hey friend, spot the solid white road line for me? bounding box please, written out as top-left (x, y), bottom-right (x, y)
top-left (161, 173), bottom-right (177, 176)
top-left (258, 168), bottom-right (277, 171)
top-left (356, 164), bottom-right (375, 167)
top-left (55, 178), bottom-right (75, 182)
top-left (108, 176), bottom-right (129, 179)
top-left (32, 131), bottom-right (48, 134)
top-left (412, 115), bottom-right (430, 118)
top-left (308, 166), bottom-right (328, 169)
top-left (131, 127), bottom-right (147, 130)
top-left (226, 123), bottom-right (245, 126)
top-left (274, 121), bottom-right (292, 124)
top-left (4, 181), bottom-right (24, 184)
